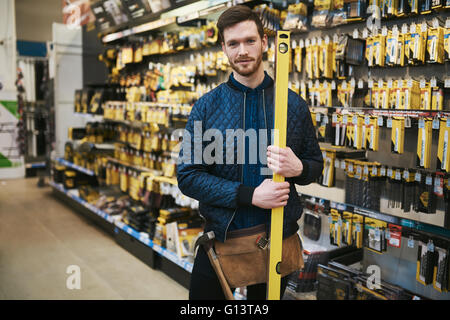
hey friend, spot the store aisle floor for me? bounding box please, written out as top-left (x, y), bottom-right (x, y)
top-left (0, 178), bottom-right (189, 300)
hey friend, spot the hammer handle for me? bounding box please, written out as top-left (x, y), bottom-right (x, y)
top-left (205, 248), bottom-right (235, 300)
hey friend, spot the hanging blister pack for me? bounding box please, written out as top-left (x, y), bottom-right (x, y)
top-left (437, 118), bottom-right (450, 172)
top-left (433, 246), bottom-right (449, 292)
top-left (426, 25), bottom-right (444, 64)
top-left (417, 240), bottom-right (438, 286)
top-left (329, 209), bottom-right (342, 246)
top-left (364, 217), bottom-right (387, 254)
top-left (391, 117), bottom-right (405, 154)
top-left (416, 118), bottom-right (433, 169)
top-left (351, 214), bottom-right (364, 249)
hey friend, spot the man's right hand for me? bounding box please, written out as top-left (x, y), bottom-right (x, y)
top-left (251, 179), bottom-right (290, 209)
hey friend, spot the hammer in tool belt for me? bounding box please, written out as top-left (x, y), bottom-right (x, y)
top-left (195, 231), bottom-right (235, 300)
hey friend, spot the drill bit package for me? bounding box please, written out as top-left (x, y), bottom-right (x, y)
top-left (329, 209), bottom-right (342, 246)
top-left (351, 214), bottom-right (364, 249)
top-left (445, 22), bottom-right (450, 61)
top-left (321, 149), bottom-right (336, 187)
top-left (402, 169), bottom-right (416, 212)
top-left (364, 218), bottom-right (387, 254)
top-left (341, 211), bottom-right (354, 246)
top-left (437, 118), bottom-right (450, 172)
top-left (352, 114), bottom-right (364, 149)
top-left (433, 246), bottom-right (450, 292)
top-left (404, 78), bottom-right (421, 109)
top-left (365, 117), bottom-right (380, 151)
top-left (416, 118), bottom-right (433, 169)
top-left (414, 174), bottom-right (437, 214)
top-left (373, 33), bottom-right (387, 67)
top-left (319, 38), bottom-right (334, 79)
top-left (391, 117), bottom-right (405, 154)
top-left (294, 44), bottom-right (302, 73)
top-left (408, 23), bottom-right (427, 65)
top-left (420, 81), bottom-right (431, 110)
top-left (417, 240), bottom-right (438, 286)
top-left (426, 25), bottom-right (445, 64)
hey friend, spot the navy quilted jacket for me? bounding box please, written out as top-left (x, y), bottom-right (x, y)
top-left (177, 73), bottom-right (323, 242)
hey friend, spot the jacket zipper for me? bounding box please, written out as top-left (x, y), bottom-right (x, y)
top-left (224, 92), bottom-right (246, 241)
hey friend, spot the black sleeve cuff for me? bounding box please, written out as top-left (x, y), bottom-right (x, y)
top-left (237, 184), bottom-right (256, 207)
top-left (299, 160), bottom-right (309, 179)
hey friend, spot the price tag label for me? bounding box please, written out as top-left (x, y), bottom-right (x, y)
top-left (428, 241), bottom-right (435, 252)
top-left (387, 118), bottom-right (393, 128)
top-left (432, 119), bottom-right (440, 130)
top-left (356, 223), bottom-right (361, 233)
top-left (365, 115), bottom-right (371, 126)
top-left (353, 29), bottom-right (359, 39)
top-left (445, 78), bottom-right (450, 88)
top-left (364, 165), bottom-right (369, 175)
top-left (426, 175), bottom-right (433, 186)
top-left (324, 36), bottom-right (330, 45)
top-left (385, 230), bottom-right (391, 240)
top-left (419, 119), bottom-right (425, 129)
top-left (368, 79), bottom-right (374, 88)
top-left (332, 114), bottom-right (338, 123)
top-left (388, 79), bottom-right (393, 88)
top-left (407, 78), bottom-right (413, 88)
top-left (378, 116), bottom-right (383, 127)
top-left (378, 79), bottom-right (384, 87)
top-left (403, 170), bottom-right (410, 180)
top-left (421, 23), bottom-right (427, 33)
top-left (372, 166), bottom-right (378, 176)
top-left (447, 118), bottom-right (450, 128)
top-left (358, 79), bottom-right (364, 89)
top-left (292, 40), bottom-right (297, 49)
top-left (353, 115), bottom-right (358, 125)
top-left (415, 172), bottom-right (422, 182)
top-left (341, 161), bottom-right (346, 169)
top-left (387, 167), bottom-right (393, 178)
top-left (335, 159), bottom-right (340, 168)
top-left (430, 78), bottom-right (437, 88)
top-left (331, 81), bottom-right (336, 90)
top-left (343, 115), bottom-right (348, 124)
top-left (381, 166), bottom-right (386, 176)
top-left (402, 24), bottom-right (408, 34)
top-left (316, 113), bottom-right (321, 122)
top-left (420, 79), bottom-right (426, 88)
top-left (299, 39), bottom-right (305, 48)
top-left (395, 170), bottom-right (402, 181)
top-left (408, 238), bottom-right (415, 248)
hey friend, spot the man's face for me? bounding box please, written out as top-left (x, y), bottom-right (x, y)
top-left (221, 20), bottom-right (267, 77)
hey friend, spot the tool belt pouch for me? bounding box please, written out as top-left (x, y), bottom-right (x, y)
top-left (214, 224), bottom-right (304, 289)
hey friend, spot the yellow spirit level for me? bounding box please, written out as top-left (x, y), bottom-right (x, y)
top-left (267, 31), bottom-right (290, 300)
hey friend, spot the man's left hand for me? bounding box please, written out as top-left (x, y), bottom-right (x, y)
top-left (266, 145), bottom-right (303, 178)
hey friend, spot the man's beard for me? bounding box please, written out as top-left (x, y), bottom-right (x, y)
top-left (229, 50), bottom-right (263, 77)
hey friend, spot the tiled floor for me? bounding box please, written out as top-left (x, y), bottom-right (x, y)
top-left (0, 177), bottom-right (189, 300)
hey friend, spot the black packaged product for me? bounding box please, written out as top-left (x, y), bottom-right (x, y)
top-left (417, 240), bottom-right (438, 286)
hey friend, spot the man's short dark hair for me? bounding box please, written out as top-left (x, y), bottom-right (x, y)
top-left (217, 5), bottom-right (264, 43)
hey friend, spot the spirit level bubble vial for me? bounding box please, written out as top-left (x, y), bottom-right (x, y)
top-left (267, 30), bottom-right (290, 300)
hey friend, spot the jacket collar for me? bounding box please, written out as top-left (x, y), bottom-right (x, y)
top-left (226, 71), bottom-right (274, 93)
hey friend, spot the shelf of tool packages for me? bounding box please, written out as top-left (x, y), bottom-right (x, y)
top-left (297, 189), bottom-right (450, 239)
top-left (100, 0), bottom-right (258, 44)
